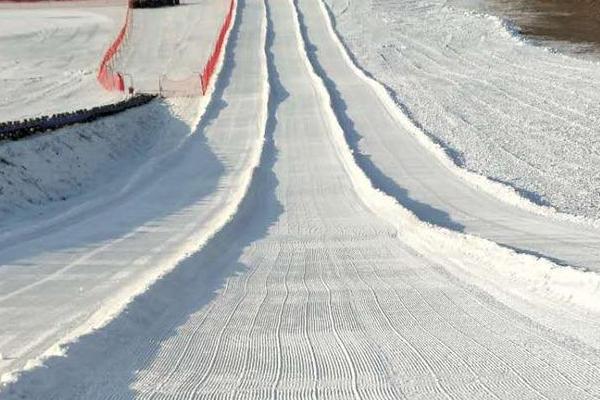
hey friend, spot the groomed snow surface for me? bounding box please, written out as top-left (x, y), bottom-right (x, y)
top-left (323, 0), bottom-right (600, 221)
top-left (1, 0), bottom-right (600, 398)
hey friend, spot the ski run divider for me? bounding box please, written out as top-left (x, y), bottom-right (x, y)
top-left (317, 2), bottom-right (600, 230)
top-left (200, 0), bottom-right (236, 95)
top-left (97, 0), bottom-right (132, 92)
top-left (288, 0), bottom-right (600, 315)
top-left (97, 0), bottom-right (236, 96)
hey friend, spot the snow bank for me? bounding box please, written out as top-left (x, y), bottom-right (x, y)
top-left (324, 0), bottom-right (600, 221)
top-left (0, 100), bottom-right (169, 226)
top-left (0, 0), bottom-right (265, 385)
top-left (293, 0), bottom-right (600, 318)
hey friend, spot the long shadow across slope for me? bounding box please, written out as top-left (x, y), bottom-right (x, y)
top-left (292, 0), bottom-right (465, 232)
top-left (295, 0), bottom-right (600, 271)
top-left (0, 0), bottom-right (283, 396)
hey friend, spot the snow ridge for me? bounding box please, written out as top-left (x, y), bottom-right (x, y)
top-left (289, 0), bottom-right (600, 316)
top-left (0, 0), bottom-right (267, 385)
top-left (319, 0), bottom-right (600, 229)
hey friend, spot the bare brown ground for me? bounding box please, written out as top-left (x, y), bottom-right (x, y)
top-left (455, 0), bottom-right (600, 56)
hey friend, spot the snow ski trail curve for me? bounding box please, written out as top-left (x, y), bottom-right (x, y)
top-left (5, 0), bottom-right (600, 398)
top-left (290, 0), bottom-right (600, 334)
top-left (282, 0), bottom-right (600, 398)
top-left (301, 0), bottom-right (600, 272)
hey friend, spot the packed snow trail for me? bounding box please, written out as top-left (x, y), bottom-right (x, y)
top-left (322, 0), bottom-right (600, 221)
top-left (0, 0), bottom-right (263, 382)
top-left (118, 0), bottom-right (230, 93)
top-left (290, 0), bottom-right (600, 271)
top-left (3, 0), bottom-right (600, 398)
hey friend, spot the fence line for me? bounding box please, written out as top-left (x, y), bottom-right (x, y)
top-left (159, 74), bottom-right (202, 97)
top-left (97, 0), bottom-right (132, 91)
top-left (200, 0), bottom-right (236, 95)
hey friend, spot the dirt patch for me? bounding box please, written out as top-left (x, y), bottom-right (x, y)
top-left (454, 0), bottom-right (600, 57)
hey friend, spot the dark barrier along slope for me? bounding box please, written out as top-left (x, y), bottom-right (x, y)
top-left (0, 94), bottom-right (155, 142)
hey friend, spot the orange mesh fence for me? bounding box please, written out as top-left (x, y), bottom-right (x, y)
top-left (95, 0), bottom-right (235, 96)
top-left (200, 0), bottom-right (235, 95)
top-left (159, 74), bottom-right (202, 97)
top-left (97, 1), bottom-right (131, 91)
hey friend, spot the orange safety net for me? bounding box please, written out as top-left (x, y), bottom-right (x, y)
top-left (97, 2), bottom-right (131, 91)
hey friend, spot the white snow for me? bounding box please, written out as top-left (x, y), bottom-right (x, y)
top-left (323, 0), bottom-right (600, 221)
top-left (0, 0), bottom-right (246, 383)
top-left (0, 100), bottom-right (178, 225)
top-left (115, 0), bottom-right (231, 92)
top-left (1, 0), bottom-right (600, 398)
top-left (0, 1), bottom-right (127, 120)
top-left (296, 0), bottom-right (600, 346)
top-left (297, 0), bottom-right (600, 274)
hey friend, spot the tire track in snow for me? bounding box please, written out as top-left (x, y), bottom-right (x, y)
top-left (228, 252), bottom-right (277, 399)
top-left (270, 246), bottom-right (292, 400)
top-left (141, 277), bottom-right (230, 399)
top-left (315, 249), bottom-right (361, 400)
top-left (186, 249), bottom-right (271, 399)
top-left (300, 248), bottom-right (319, 400)
top-left (324, 247), bottom-right (409, 400)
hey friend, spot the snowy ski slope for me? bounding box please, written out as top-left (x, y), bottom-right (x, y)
top-left (115, 0), bottom-right (230, 92)
top-left (0, 0), bottom-right (253, 382)
top-left (296, 0), bottom-right (600, 270)
top-left (0, 0), bottom-right (227, 119)
top-left (2, 0), bottom-right (600, 398)
top-left (323, 0), bottom-right (600, 221)
top-left (0, 1), bottom-right (127, 120)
